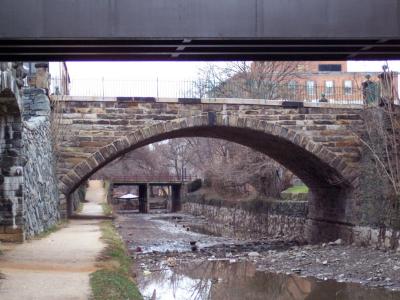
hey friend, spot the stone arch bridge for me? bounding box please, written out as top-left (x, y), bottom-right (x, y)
top-left (1, 66), bottom-right (389, 245)
top-left (56, 96), bottom-right (367, 243)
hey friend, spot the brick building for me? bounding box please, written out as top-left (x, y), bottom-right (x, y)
top-left (290, 61), bottom-right (398, 102)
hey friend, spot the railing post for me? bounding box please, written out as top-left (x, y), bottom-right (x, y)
top-left (156, 77), bottom-right (159, 99)
top-left (101, 76), bottom-right (105, 99)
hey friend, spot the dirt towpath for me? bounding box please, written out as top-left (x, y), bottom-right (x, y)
top-left (0, 180), bottom-right (106, 300)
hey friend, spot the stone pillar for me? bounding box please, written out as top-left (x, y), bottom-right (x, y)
top-left (138, 184), bottom-right (148, 213)
top-left (59, 194), bottom-right (68, 219)
top-left (147, 184), bottom-right (152, 212)
top-left (66, 194), bottom-right (74, 217)
top-left (0, 88), bottom-right (24, 242)
top-left (27, 62), bottom-right (50, 92)
top-left (107, 182), bottom-right (114, 205)
top-left (165, 186), bottom-right (172, 211)
top-left (171, 184), bottom-right (182, 212)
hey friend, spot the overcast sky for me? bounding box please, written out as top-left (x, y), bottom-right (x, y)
top-left (66, 61), bottom-right (224, 81)
top-left (66, 61), bottom-right (400, 81)
top-left (63, 61), bottom-right (400, 97)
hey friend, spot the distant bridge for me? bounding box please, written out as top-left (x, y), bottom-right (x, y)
top-left (110, 175), bottom-right (194, 213)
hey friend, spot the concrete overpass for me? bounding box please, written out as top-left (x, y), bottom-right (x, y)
top-left (0, 0), bottom-right (400, 60)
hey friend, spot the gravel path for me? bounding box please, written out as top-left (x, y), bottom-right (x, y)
top-left (0, 181), bottom-right (106, 300)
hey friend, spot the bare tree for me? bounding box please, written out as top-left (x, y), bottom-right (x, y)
top-left (92, 145), bottom-right (170, 179)
top-left (190, 62), bottom-right (300, 198)
top-left (355, 64), bottom-right (400, 226)
top-left (94, 62), bottom-right (301, 199)
top-left (153, 139), bottom-right (193, 180)
top-left (196, 61), bottom-right (302, 99)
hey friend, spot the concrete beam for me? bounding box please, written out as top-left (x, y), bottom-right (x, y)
top-left (0, 0), bottom-right (398, 39)
top-left (0, 0), bottom-right (399, 60)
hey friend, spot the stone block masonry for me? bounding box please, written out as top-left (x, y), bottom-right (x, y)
top-left (0, 88), bottom-right (60, 242)
top-left (22, 112), bottom-right (60, 238)
top-left (183, 195), bottom-right (400, 251)
top-left (183, 195), bottom-right (308, 241)
top-left (0, 98), bottom-right (24, 242)
top-left (69, 185), bottom-right (86, 212)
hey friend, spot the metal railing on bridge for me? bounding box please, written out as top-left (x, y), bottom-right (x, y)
top-left (51, 77), bottom-right (395, 105)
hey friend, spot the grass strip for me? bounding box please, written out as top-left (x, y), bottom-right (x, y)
top-left (76, 202), bottom-right (84, 213)
top-left (101, 203), bottom-right (113, 217)
top-left (282, 185), bottom-right (309, 194)
top-left (90, 221), bottom-right (143, 300)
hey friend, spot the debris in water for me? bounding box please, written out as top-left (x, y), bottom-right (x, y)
top-left (167, 257), bottom-right (177, 267)
top-left (248, 251), bottom-right (260, 257)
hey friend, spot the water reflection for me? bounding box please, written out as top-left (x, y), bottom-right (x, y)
top-left (138, 260), bottom-right (400, 300)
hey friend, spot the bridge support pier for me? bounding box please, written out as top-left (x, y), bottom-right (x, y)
top-left (171, 184), bottom-right (182, 213)
top-left (305, 186), bottom-right (354, 244)
top-left (67, 195), bottom-right (74, 218)
top-left (138, 184), bottom-right (149, 213)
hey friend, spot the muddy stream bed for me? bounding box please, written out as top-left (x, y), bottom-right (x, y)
top-left (115, 212), bottom-right (400, 300)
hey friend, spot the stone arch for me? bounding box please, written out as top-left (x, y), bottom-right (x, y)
top-left (59, 114), bottom-right (357, 242)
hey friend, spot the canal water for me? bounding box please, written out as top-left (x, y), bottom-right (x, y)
top-left (137, 260), bottom-right (400, 300)
top-left (117, 213), bottom-right (400, 300)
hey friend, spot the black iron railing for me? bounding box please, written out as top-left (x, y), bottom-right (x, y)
top-left (50, 77), bottom-right (396, 105)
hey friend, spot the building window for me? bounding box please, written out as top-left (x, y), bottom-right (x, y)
top-left (306, 81), bottom-right (315, 96)
top-left (318, 64), bottom-right (342, 72)
top-left (288, 81), bottom-right (297, 91)
top-left (344, 80), bottom-right (352, 95)
top-left (325, 81), bottom-right (334, 95)
top-left (297, 64), bottom-right (305, 72)
top-left (287, 81), bottom-right (297, 99)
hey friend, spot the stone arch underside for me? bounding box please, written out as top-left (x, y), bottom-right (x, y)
top-left (59, 115), bottom-right (359, 242)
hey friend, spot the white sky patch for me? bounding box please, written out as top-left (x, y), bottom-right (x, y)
top-left (347, 60), bottom-right (400, 73)
top-left (63, 61), bottom-right (400, 97)
top-left (66, 60), bottom-right (400, 80)
top-left (347, 60), bottom-right (400, 93)
top-left (66, 61), bottom-right (227, 81)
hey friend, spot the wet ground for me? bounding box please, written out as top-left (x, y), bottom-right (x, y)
top-left (116, 211), bottom-right (400, 300)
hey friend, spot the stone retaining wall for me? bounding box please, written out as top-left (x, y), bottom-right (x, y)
top-left (182, 197), bottom-right (308, 242)
top-left (23, 115), bottom-right (60, 238)
top-left (21, 89), bottom-right (60, 239)
top-left (0, 89), bottom-right (60, 242)
top-left (183, 194), bottom-right (400, 251)
top-left (353, 225), bottom-right (400, 250)
top-left (69, 184), bottom-right (86, 212)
